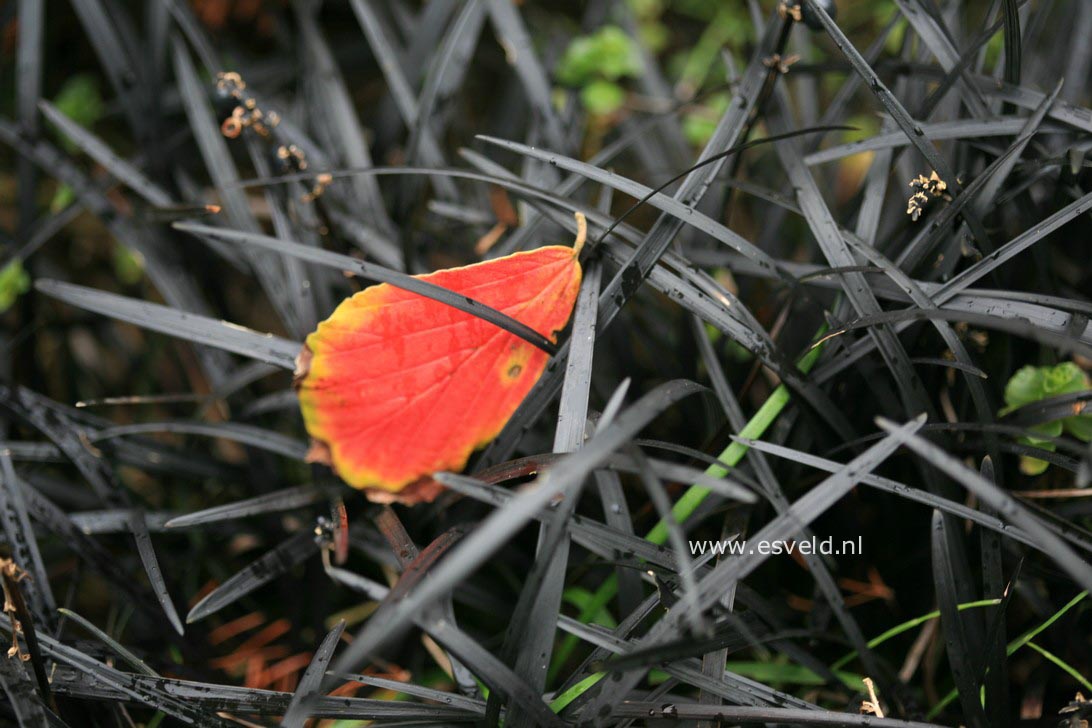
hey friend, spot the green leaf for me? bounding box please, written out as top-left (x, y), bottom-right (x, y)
top-left (1043, 362), bottom-right (1088, 396)
top-left (50, 74), bottom-right (105, 152)
top-left (637, 20), bottom-right (669, 53)
top-left (1002, 363), bottom-right (1092, 472)
top-left (113, 246), bottom-right (146, 285)
top-left (627, 0), bottom-right (664, 19)
top-left (50, 184), bottom-right (75, 214)
top-left (0, 259), bottom-right (31, 313)
top-left (1063, 414), bottom-right (1092, 443)
top-left (1018, 427), bottom-right (1058, 477)
top-left (1004, 365), bottom-right (1047, 409)
top-left (556, 36), bottom-right (599, 86)
top-left (46, 74), bottom-right (107, 213)
top-left (556, 26), bottom-right (642, 87)
top-left (1028, 420), bottom-right (1064, 439)
top-left (683, 93), bottom-right (729, 146)
top-left (675, 6), bottom-right (746, 93)
top-left (580, 80), bottom-right (626, 116)
top-left (1044, 364), bottom-right (1092, 442)
top-left (595, 27), bottom-right (643, 80)
top-left (1019, 456), bottom-right (1049, 476)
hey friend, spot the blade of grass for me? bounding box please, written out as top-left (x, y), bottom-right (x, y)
top-left (39, 101), bottom-right (173, 207)
top-left (927, 590), bottom-right (1089, 718)
top-left (331, 380), bottom-right (705, 677)
top-left (281, 620), bottom-right (346, 728)
top-left (876, 421), bottom-right (1092, 594)
top-left (1001, 0), bottom-right (1022, 85)
top-left (1024, 641), bottom-right (1092, 692)
top-left (165, 485), bottom-right (333, 529)
top-left (0, 653), bottom-right (49, 727)
top-left (57, 608), bottom-right (158, 677)
top-left (17, 475), bottom-right (168, 623)
top-left (35, 280), bottom-right (300, 369)
top-left (0, 452), bottom-right (55, 631)
top-left (802, 0), bottom-right (989, 248)
top-left (575, 416), bottom-right (925, 720)
top-left (298, 2), bottom-right (407, 225)
top-left (549, 333), bottom-right (827, 686)
top-left (559, 616), bottom-right (819, 709)
top-left (977, 457), bottom-right (1010, 727)
top-left (186, 530), bottom-right (319, 623)
top-left (92, 421), bottom-right (307, 461)
top-left (733, 438), bottom-right (1051, 552)
top-left (496, 245), bottom-right (604, 726)
top-left (818, 307), bottom-right (1092, 359)
top-left (173, 221), bottom-right (557, 354)
top-left (931, 510), bottom-right (988, 728)
top-left (830, 599), bottom-right (1002, 672)
top-left (482, 0), bottom-right (566, 150)
top-left (805, 117), bottom-right (1062, 165)
top-left (613, 703), bottom-right (943, 725)
top-left (15, 0), bottom-right (43, 240)
top-left (332, 671), bottom-right (484, 714)
top-left (0, 385), bottom-right (184, 635)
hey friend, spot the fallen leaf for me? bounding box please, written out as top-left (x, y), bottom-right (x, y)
top-left (297, 224), bottom-right (584, 504)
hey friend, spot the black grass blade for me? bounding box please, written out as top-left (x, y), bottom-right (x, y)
top-left (35, 280), bottom-right (300, 369)
top-left (0, 385), bottom-right (184, 634)
top-left (1002, 0), bottom-right (1023, 85)
top-left (186, 531), bottom-right (319, 623)
top-left (94, 421), bottom-right (307, 460)
top-left (12, 3), bottom-right (1092, 721)
top-left (165, 485), bottom-right (332, 529)
top-left (876, 419), bottom-right (1092, 594)
top-left (332, 380), bottom-right (705, 675)
top-left (0, 453), bottom-right (55, 630)
top-left (280, 620), bottom-right (346, 727)
top-left (577, 416), bottom-right (926, 719)
top-left (173, 222), bottom-right (558, 354)
top-left (931, 510), bottom-right (988, 728)
top-left (0, 656), bottom-right (49, 727)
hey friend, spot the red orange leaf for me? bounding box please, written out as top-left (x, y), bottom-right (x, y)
top-left (296, 236), bottom-right (583, 504)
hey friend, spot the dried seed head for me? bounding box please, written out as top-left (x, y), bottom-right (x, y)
top-left (906, 170), bottom-right (950, 221)
top-left (221, 115), bottom-right (242, 139)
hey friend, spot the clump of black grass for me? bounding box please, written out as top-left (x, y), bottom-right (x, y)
top-left (2, 0), bottom-right (1092, 725)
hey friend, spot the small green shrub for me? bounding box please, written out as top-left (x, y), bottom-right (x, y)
top-left (1002, 363), bottom-right (1092, 475)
